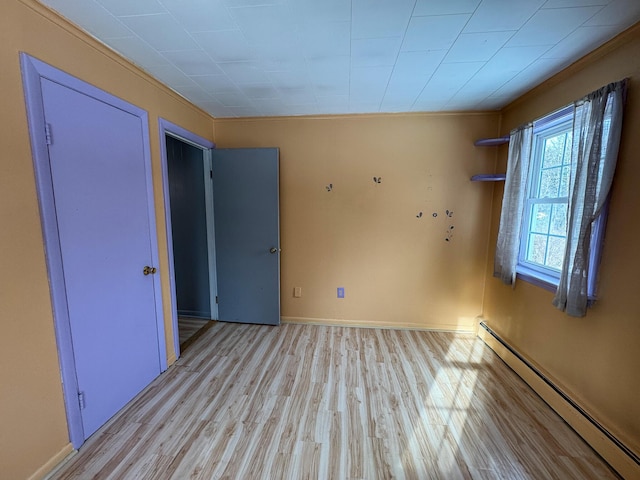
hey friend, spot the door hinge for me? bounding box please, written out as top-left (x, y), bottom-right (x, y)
top-left (45, 123), bottom-right (53, 145)
top-left (215, 295), bottom-right (219, 304)
top-left (78, 391), bottom-right (86, 410)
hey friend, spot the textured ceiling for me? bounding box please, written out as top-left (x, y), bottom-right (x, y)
top-left (39, 0), bottom-right (640, 118)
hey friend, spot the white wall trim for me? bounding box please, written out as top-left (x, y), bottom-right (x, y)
top-left (477, 321), bottom-right (639, 479)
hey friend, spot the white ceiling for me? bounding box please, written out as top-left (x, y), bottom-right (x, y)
top-left (39, 0), bottom-right (640, 118)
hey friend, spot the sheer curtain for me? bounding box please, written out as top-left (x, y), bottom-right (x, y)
top-left (552, 79), bottom-right (627, 317)
top-left (494, 124), bottom-right (533, 285)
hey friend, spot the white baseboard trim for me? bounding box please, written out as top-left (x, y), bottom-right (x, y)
top-left (30, 443), bottom-right (75, 480)
top-left (281, 316), bottom-right (475, 333)
top-left (478, 321), bottom-right (639, 480)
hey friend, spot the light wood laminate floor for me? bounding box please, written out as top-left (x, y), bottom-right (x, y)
top-left (51, 323), bottom-right (618, 479)
top-left (178, 317), bottom-right (214, 349)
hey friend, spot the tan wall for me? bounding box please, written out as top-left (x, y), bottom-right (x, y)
top-left (0, 1), bottom-right (214, 478)
top-left (215, 112), bottom-right (500, 331)
top-left (482, 25), bottom-right (640, 455)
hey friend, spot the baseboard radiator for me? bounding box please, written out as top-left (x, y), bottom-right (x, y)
top-left (477, 321), bottom-right (639, 479)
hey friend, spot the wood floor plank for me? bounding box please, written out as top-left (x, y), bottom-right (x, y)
top-left (51, 323), bottom-right (620, 479)
top-left (178, 317), bottom-right (213, 348)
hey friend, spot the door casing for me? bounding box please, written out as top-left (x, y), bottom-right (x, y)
top-left (21, 53), bottom-right (167, 449)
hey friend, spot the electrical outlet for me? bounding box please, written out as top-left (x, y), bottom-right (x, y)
top-left (337, 287), bottom-right (345, 298)
top-left (294, 287), bottom-right (302, 298)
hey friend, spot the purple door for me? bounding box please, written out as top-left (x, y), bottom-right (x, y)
top-left (41, 78), bottom-right (161, 438)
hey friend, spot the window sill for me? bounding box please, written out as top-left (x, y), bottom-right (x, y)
top-left (515, 266), bottom-right (597, 305)
top-left (515, 266), bottom-right (558, 294)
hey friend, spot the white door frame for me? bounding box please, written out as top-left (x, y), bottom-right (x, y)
top-left (20, 53), bottom-right (167, 449)
top-left (158, 119), bottom-right (217, 359)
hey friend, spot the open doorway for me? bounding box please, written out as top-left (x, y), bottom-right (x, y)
top-left (159, 119), bottom-right (217, 357)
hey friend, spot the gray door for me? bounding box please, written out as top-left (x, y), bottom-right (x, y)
top-left (212, 148), bottom-right (280, 325)
top-left (40, 78), bottom-right (162, 439)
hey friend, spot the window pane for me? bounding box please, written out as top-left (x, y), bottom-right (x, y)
top-left (546, 236), bottom-right (566, 270)
top-left (527, 234), bottom-right (548, 265)
top-left (550, 203), bottom-right (567, 236)
top-left (539, 167), bottom-right (561, 198)
top-left (542, 134), bottom-right (566, 168)
top-left (530, 203), bottom-right (551, 234)
top-left (559, 165), bottom-right (571, 197)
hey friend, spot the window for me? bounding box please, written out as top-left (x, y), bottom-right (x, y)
top-left (517, 108), bottom-right (572, 287)
top-left (495, 79), bottom-right (625, 316)
top-left (515, 106), bottom-right (608, 298)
